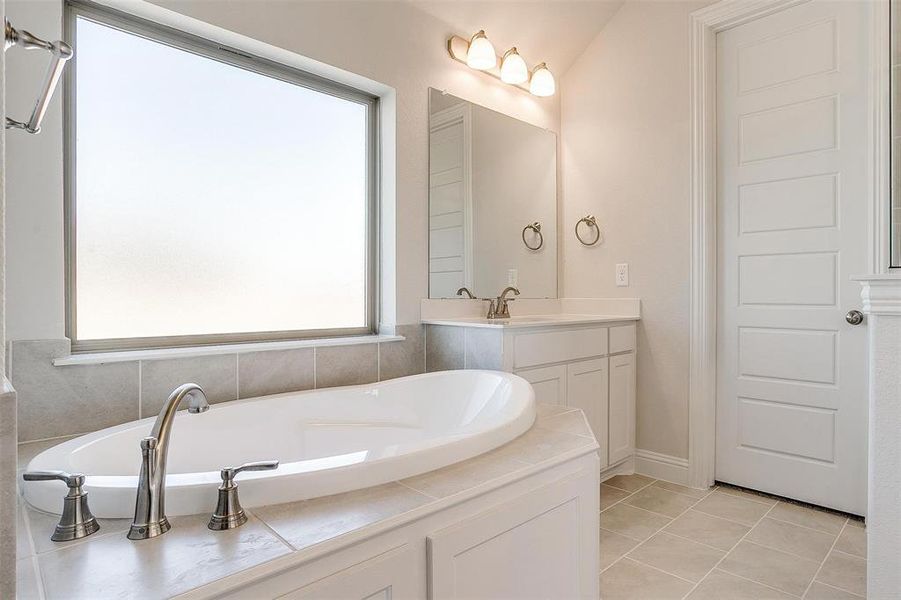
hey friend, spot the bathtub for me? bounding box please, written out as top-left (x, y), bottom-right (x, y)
top-left (23, 370), bottom-right (536, 518)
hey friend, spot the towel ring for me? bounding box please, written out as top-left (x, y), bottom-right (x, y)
top-left (575, 215), bottom-right (602, 246)
top-left (522, 221), bottom-right (543, 251)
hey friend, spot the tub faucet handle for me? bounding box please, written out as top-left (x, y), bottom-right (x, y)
top-left (23, 470), bottom-right (100, 542)
top-left (208, 460), bottom-right (279, 531)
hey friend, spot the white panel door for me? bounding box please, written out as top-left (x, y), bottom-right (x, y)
top-left (716, 0), bottom-right (868, 514)
top-left (429, 105), bottom-right (471, 298)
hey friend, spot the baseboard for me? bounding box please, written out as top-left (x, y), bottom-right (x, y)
top-left (634, 449), bottom-right (690, 486)
top-left (600, 455), bottom-right (635, 482)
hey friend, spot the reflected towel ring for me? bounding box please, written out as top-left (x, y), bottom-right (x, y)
top-left (522, 221), bottom-right (543, 251)
top-left (575, 215), bottom-right (602, 246)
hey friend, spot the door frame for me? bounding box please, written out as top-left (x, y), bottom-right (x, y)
top-left (686, 0), bottom-right (890, 489)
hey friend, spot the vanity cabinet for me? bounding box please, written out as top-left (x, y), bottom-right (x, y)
top-left (508, 323), bottom-right (636, 472)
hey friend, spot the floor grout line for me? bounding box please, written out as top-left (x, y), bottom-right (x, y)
top-left (618, 557), bottom-right (697, 585)
top-left (715, 487), bottom-right (782, 507)
top-left (677, 497), bottom-right (779, 599)
top-left (801, 518), bottom-right (850, 599)
top-left (712, 567), bottom-right (805, 598)
top-left (601, 481), bottom-right (715, 578)
top-left (764, 513), bottom-right (849, 536)
top-left (807, 579), bottom-right (866, 599)
top-left (661, 529), bottom-right (735, 553)
top-left (732, 538), bottom-right (828, 566)
top-left (600, 478), bottom-right (868, 599)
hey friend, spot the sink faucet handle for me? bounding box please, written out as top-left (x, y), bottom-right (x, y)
top-left (23, 470), bottom-right (100, 542)
top-left (482, 298), bottom-right (498, 319)
top-left (210, 460), bottom-right (279, 531)
top-left (221, 460), bottom-right (280, 483)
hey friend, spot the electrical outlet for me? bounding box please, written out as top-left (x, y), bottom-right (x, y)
top-left (507, 269), bottom-right (518, 287)
top-left (615, 263), bottom-right (629, 287)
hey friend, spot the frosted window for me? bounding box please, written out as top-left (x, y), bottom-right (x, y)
top-left (72, 16), bottom-right (373, 343)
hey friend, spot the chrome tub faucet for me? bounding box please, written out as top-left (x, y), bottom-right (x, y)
top-left (128, 383), bottom-right (210, 540)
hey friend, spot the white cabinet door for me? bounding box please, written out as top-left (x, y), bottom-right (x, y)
top-left (428, 470), bottom-right (598, 600)
top-left (608, 353), bottom-right (636, 465)
top-left (277, 545), bottom-right (418, 600)
top-left (566, 358), bottom-right (609, 467)
top-left (515, 364), bottom-right (566, 406)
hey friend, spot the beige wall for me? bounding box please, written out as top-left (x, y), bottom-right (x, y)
top-left (561, 0), bottom-right (714, 460)
top-left (5, 0), bottom-right (561, 341)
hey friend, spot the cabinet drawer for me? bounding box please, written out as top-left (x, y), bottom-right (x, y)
top-left (609, 324), bottom-right (636, 354)
top-left (513, 328), bottom-right (608, 369)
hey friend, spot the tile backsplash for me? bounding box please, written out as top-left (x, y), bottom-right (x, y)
top-left (10, 324), bottom-right (424, 443)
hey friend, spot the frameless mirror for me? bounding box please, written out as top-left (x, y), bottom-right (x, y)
top-left (428, 89), bottom-right (558, 298)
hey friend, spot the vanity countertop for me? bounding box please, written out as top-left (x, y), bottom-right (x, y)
top-left (421, 313), bottom-right (640, 329)
top-left (16, 405), bottom-right (598, 600)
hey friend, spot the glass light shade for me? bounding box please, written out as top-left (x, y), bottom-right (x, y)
top-left (466, 30), bottom-right (497, 70)
top-left (529, 63), bottom-right (556, 97)
top-left (500, 48), bottom-right (528, 84)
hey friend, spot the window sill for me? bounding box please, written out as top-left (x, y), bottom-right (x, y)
top-left (52, 334), bottom-right (405, 366)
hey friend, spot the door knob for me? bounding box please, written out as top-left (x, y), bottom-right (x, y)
top-left (845, 310), bottom-right (864, 325)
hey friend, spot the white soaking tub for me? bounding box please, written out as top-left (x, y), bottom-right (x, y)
top-left (23, 370), bottom-right (536, 518)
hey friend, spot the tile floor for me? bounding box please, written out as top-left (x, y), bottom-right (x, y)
top-left (600, 474), bottom-right (866, 600)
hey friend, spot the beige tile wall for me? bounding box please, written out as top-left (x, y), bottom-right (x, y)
top-left (9, 324), bottom-right (424, 443)
top-left (424, 325), bottom-right (503, 372)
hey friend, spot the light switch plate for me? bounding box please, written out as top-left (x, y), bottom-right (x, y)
top-left (615, 263), bottom-right (629, 287)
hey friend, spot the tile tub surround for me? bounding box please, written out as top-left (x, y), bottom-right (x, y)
top-left (10, 325), bottom-right (425, 443)
top-left (15, 404), bottom-right (597, 599)
top-left (599, 475), bottom-right (868, 600)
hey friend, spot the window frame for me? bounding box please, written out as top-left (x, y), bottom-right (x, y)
top-left (64, 0), bottom-right (380, 353)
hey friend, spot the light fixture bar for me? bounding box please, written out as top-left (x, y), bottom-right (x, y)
top-left (446, 34), bottom-right (531, 93)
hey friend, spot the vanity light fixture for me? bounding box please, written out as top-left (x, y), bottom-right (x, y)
top-left (500, 47), bottom-right (528, 85)
top-left (529, 63), bottom-right (556, 97)
top-left (466, 30), bottom-right (496, 70)
top-left (446, 32), bottom-right (555, 97)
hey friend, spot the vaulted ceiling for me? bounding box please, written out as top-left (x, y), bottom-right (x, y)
top-left (407, 0), bottom-right (625, 77)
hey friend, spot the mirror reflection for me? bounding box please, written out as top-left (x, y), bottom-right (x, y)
top-left (428, 89), bottom-right (558, 298)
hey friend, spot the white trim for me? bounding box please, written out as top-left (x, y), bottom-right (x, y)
top-left (53, 334), bottom-right (405, 366)
top-left (600, 455), bottom-right (635, 483)
top-left (857, 274), bottom-right (901, 316)
top-left (869, 0), bottom-right (892, 273)
top-left (688, 0), bottom-right (821, 490)
top-left (634, 449), bottom-right (690, 487)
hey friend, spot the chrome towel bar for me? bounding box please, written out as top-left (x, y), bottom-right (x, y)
top-left (4, 18), bottom-right (73, 134)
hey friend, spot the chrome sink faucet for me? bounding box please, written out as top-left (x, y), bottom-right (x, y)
top-left (487, 286), bottom-right (520, 319)
top-left (128, 383), bottom-right (210, 540)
